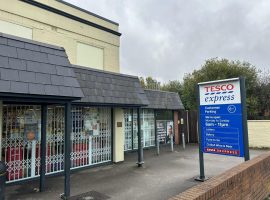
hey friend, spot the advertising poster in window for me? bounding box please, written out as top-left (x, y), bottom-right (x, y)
top-left (24, 110), bottom-right (39, 141)
top-left (84, 108), bottom-right (100, 136)
top-left (166, 121), bottom-right (174, 144)
top-left (156, 120), bottom-right (166, 144)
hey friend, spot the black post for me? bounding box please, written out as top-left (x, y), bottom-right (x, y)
top-left (62, 102), bottom-right (72, 199)
top-left (111, 108), bottom-right (114, 162)
top-left (39, 104), bottom-right (47, 192)
top-left (0, 161), bottom-right (6, 200)
top-left (195, 84), bottom-right (207, 182)
top-left (154, 110), bottom-right (159, 155)
top-left (240, 77), bottom-right (250, 161)
top-left (131, 109), bottom-right (134, 150)
top-left (137, 108), bottom-right (144, 167)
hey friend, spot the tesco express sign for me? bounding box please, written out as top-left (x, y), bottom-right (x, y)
top-left (199, 80), bottom-right (241, 105)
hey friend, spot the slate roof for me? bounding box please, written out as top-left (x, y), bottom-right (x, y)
top-left (144, 89), bottom-right (184, 110)
top-left (72, 65), bottom-right (149, 106)
top-left (0, 33), bottom-right (83, 99)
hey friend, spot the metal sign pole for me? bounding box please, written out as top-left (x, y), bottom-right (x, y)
top-left (240, 77), bottom-right (250, 161)
top-left (195, 84), bottom-right (207, 182)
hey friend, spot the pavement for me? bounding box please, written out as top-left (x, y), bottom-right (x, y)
top-left (5, 144), bottom-right (269, 200)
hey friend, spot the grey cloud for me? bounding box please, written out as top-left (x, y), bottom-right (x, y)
top-left (66, 0), bottom-right (270, 82)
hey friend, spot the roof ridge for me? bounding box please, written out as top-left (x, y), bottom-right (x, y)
top-left (144, 89), bottom-right (179, 94)
top-left (71, 64), bottom-right (139, 79)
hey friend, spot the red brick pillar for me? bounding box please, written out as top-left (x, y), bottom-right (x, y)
top-left (174, 111), bottom-right (180, 145)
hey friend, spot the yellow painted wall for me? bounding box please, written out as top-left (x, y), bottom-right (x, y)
top-left (113, 108), bottom-right (124, 162)
top-left (0, 0), bottom-right (120, 73)
top-left (248, 120), bottom-right (270, 148)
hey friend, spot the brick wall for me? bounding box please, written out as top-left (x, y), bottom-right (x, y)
top-left (169, 152), bottom-right (270, 200)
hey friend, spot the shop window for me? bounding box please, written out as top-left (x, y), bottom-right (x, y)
top-left (1, 104), bottom-right (112, 183)
top-left (123, 109), bottom-right (155, 151)
top-left (71, 106), bottom-right (111, 168)
top-left (0, 20), bottom-right (32, 39)
top-left (1, 105), bottom-right (41, 182)
top-left (76, 42), bottom-right (104, 70)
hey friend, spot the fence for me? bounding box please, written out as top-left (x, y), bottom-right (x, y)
top-left (179, 111), bottom-right (270, 149)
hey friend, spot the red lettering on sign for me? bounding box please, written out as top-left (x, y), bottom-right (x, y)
top-left (205, 84), bottom-right (234, 92)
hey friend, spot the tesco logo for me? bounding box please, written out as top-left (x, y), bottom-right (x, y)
top-left (204, 84), bottom-right (234, 93)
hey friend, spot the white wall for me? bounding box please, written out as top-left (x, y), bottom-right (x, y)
top-left (0, 20), bottom-right (32, 39)
top-left (113, 108), bottom-right (124, 162)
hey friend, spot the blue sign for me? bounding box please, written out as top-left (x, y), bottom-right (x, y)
top-left (199, 78), bottom-right (244, 157)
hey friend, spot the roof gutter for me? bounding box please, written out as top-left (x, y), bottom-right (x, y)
top-left (20, 0), bottom-right (122, 37)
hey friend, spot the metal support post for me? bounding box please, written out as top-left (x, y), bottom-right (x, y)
top-left (240, 77), bottom-right (250, 161)
top-left (61, 102), bottom-right (72, 199)
top-left (195, 85), bottom-right (208, 182)
top-left (39, 104), bottom-right (47, 192)
top-left (137, 108), bottom-right (144, 167)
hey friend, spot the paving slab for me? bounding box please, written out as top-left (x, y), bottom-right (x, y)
top-left (5, 144), bottom-right (268, 200)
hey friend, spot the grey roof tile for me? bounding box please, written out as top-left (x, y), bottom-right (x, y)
top-left (44, 85), bottom-right (59, 96)
top-left (36, 73), bottom-right (51, 84)
top-left (58, 86), bottom-right (73, 96)
top-left (144, 90), bottom-right (184, 110)
top-left (0, 33), bottom-right (83, 99)
top-left (0, 68), bottom-right (19, 81)
top-left (11, 81), bottom-right (28, 94)
top-left (56, 65), bottom-right (75, 77)
top-left (48, 54), bottom-right (69, 66)
top-left (0, 37), bottom-right (7, 45)
top-left (51, 75), bottom-right (64, 86)
top-left (25, 43), bottom-right (41, 52)
top-left (0, 56), bottom-right (9, 68)
top-left (72, 65), bottom-right (149, 106)
top-left (19, 71), bottom-right (36, 83)
top-left (29, 83), bottom-right (45, 95)
top-left (0, 80), bottom-right (11, 92)
top-left (9, 58), bottom-right (27, 70)
top-left (0, 44), bottom-right (17, 58)
top-left (7, 39), bottom-right (25, 48)
top-left (63, 76), bottom-right (80, 87)
top-left (72, 87), bottom-right (84, 97)
top-left (27, 61), bottom-right (56, 74)
top-left (17, 48), bottom-right (48, 63)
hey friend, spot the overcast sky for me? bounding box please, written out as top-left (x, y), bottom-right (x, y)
top-left (66, 0), bottom-right (270, 83)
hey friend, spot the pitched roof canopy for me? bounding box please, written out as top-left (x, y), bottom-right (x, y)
top-left (73, 65), bottom-right (149, 106)
top-left (0, 33), bottom-right (83, 100)
top-left (144, 89), bottom-right (184, 110)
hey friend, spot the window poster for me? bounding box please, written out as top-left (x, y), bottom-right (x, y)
top-left (84, 108), bottom-right (100, 136)
top-left (166, 121), bottom-right (174, 144)
top-left (24, 110), bottom-right (38, 141)
top-left (156, 120), bottom-right (166, 144)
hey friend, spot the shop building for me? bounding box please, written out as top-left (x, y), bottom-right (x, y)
top-left (0, 1), bottom-right (184, 197)
top-left (124, 90), bottom-right (184, 152)
top-left (0, 0), bottom-right (120, 73)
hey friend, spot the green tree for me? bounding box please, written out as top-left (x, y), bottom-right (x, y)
top-left (161, 80), bottom-right (182, 96)
top-left (256, 70), bottom-right (270, 119)
top-left (139, 76), bottom-right (161, 90)
top-left (181, 58), bottom-right (260, 118)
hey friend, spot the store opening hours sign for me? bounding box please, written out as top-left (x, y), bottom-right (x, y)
top-left (198, 78), bottom-right (247, 157)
